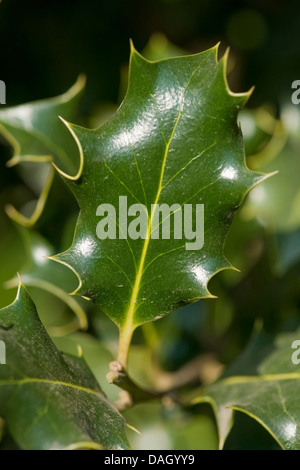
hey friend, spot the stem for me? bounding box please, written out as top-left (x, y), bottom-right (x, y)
top-left (117, 326), bottom-right (135, 368)
top-left (106, 360), bottom-right (196, 412)
top-left (107, 353), bottom-right (224, 410)
top-left (107, 361), bottom-right (163, 407)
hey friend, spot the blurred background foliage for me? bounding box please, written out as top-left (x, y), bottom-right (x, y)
top-left (0, 0), bottom-right (300, 450)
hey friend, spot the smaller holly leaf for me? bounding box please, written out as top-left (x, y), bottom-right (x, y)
top-left (194, 326), bottom-right (300, 450)
top-left (4, 227), bottom-right (88, 335)
top-left (0, 77), bottom-right (85, 226)
top-left (244, 104), bottom-right (300, 232)
top-left (240, 106), bottom-right (283, 162)
top-left (0, 282), bottom-right (130, 450)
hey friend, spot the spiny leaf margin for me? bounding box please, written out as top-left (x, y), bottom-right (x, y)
top-left (0, 279), bottom-right (130, 450)
top-left (50, 43), bottom-right (270, 362)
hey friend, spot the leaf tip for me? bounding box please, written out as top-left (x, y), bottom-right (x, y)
top-left (126, 423), bottom-right (141, 435)
top-left (214, 41), bottom-right (221, 58)
top-left (4, 203), bottom-right (34, 228)
top-left (264, 170), bottom-right (279, 179)
top-left (250, 170), bottom-right (278, 191)
top-left (81, 295), bottom-right (92, 302)
top-left (48, 253), bottom-right (83, 296)
top-left (75, 74), bottom-right (87, 92)
top-left (230, 265), bottom-right (241, 274)
top-left (129, 39), bottom-right (151, 66)
top-left (203, 259), bottom-right (235, 299)
top-left (129, 39), bottom-right (141, 61)
top-left (0, 273), bottom-right (29, 315)
top-left (129, 38), bottom-right (136, 54)
top-left (6, 156), bottom-right (20, 168)
top-left (208, 293), bottom-right (218, 300)
top-left (62, 75), bottom-right (86, 103)
top-left (16, 273), bottom-right (25, 300)
top-left (221, 48), bottom-right (253, 105)
top-left (52, 117), bottom-right (84, 181)
top-left (77, 344), bottom-right (83, 358)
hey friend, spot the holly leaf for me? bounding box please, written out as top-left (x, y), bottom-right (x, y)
top-left (244, 104), bottom-right (300, 232)
top-left (240, 106), bottom-right (281, 160)
top-left (0, 76), bottom-right (85, 226)
top-left (195, 326), bottom-right (300, 450)
top-left (0, 282), bottom-right (130, 450)
top-left (4, 227), bottom-right (88, 335)
top-left (52, 44), bottom-right (266, 365)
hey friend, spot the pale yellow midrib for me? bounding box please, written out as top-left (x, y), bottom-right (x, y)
top-left (118, 109), bottom-right (183, 365)
top-left (213, 372), bottom-right (300, 387)
top-left (118, 60), bottom-right (208, 366)
top-left (0, 377), bottom-right (104, 399)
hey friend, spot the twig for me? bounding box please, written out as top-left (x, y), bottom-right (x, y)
top-left (107, 361), bottom-right (179, 410)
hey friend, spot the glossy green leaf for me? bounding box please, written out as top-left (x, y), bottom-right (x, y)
top-left (0, 77), bottom-right (85, 226)
top-left (0, 283), bottom-right (130, 450)
top-left (211, 106), bottom-right (283, 282)
top-left (195, 326), bottom-right (300, 450)
top-left (53, 44), bottom-right (266, 366)
top-left (53, 332), bottom-right (119, 402)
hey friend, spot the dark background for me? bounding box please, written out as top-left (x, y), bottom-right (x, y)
top-left (0, 0), bottom-right (299, 450)
top-left (1, 0), bottom-right (299, 110)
